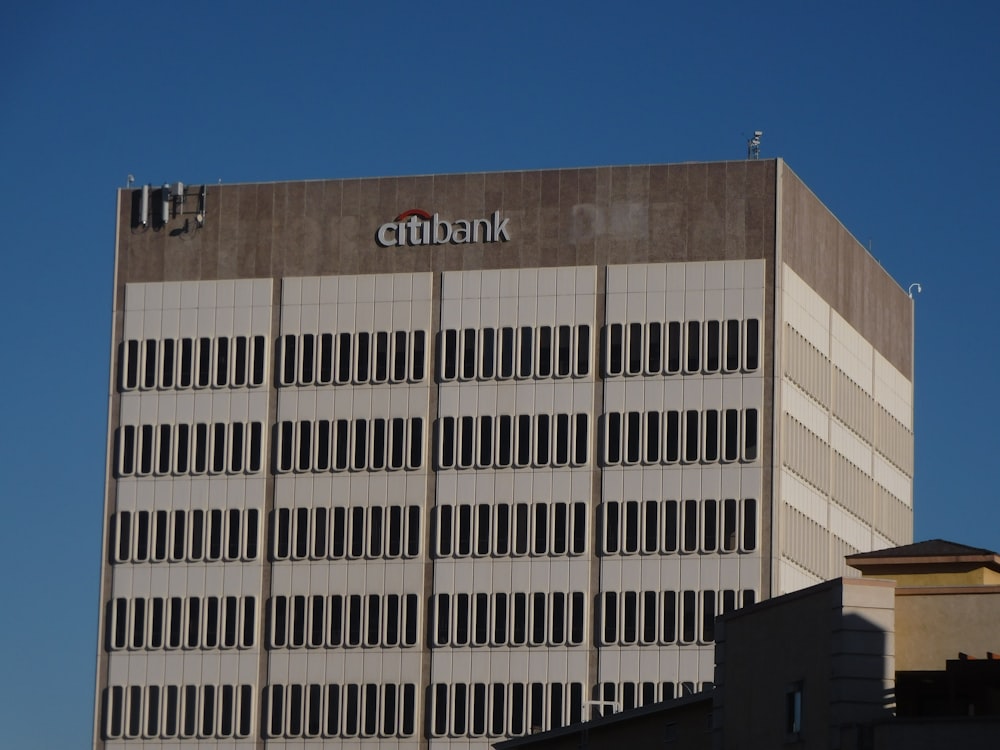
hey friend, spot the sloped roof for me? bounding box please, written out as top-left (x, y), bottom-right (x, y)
top-left (846, 539), bottom-right (1000, 573)
top-left (848, 539), bottom-right (998, 560)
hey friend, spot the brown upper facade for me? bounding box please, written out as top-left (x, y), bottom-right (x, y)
top-left (114, 159), bottom-right (912, 376)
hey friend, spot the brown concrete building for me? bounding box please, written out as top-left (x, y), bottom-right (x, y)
top-left (94, 159), bottom-right (914, 748)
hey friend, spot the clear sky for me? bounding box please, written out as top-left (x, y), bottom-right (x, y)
top-left (1, 1), bottom-right (998, 746)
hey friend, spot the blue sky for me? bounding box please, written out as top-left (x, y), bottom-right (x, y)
top-left (1, 1), bottom-right (998, 746)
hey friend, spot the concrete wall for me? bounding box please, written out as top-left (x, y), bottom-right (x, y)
top-left (713, 577), bottom-right (895, 749)
top-left (895, 587), bottom-right (1000, 671)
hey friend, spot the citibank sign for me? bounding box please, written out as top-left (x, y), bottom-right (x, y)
top-left (376, 208), bottom-right (511, 247)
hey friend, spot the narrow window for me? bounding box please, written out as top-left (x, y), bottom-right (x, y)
top-left (212, 422), bottom-right (227, 473)
top-left (392, 330), bottom-right (407, 382)
top-left (373, 331), bottom-right (389, 383)
top-left (495, 504), bottom-right (510, 556)
top-left (175, 423), bottom-right (189, 473)
top-left (479, 415), bottom-right (493, 468)
top-left (497, 415), bottom-right (513, 467)
top-left (216, 336), bottom-right (230, 386)
top-left (624, 501), bottom-right (639, 554)
top-left (353, 419), bottom-right (367, 471)
top-left (516, 414), bottom-right (532, 467)
top-left (161, 338), bottom-right (176, 388)
top-left (251, 335), bottom-right (267, 386)
top-left (512, 593), bottom-right (527, 645)
top-left (476, 504), bottom-right (491, 556)
top-left (572, 503), bottom-right (587, 554)
top-left (121, 340), bottom-right (139, 390)
top-left (481, 327), bottom-right (496, 379)
top-left (625, 411), bottom-right (641, 464)
top-left (666, 321), bottom-right (681, 373)
top-left (347, 595), bottom-right (363, 646)
top-left (574, 414), bottom-right (589, 465)
top-left (300, 333), bottom-right (315, 384)
top-left (703, 499), bottom-right (718, 552)
top-left (491, 683), bottom-right (506, 735)
top-left (493, 593), bottom-right (508, 644)
top-left (533, 503), bottom-right (548, 555)
top-left (331, 508), bottom-right (346, 558)
top-left (535, 414), bottom-right (550, 466)
top-left (406, 505), bottom-right (421, 557)
top-left (139, 424), bottom-right (154, 475)
top-left (143, 339), bottom-right (158, 389)
top-left (439, 417), bottom-right (455, 469)
top-left (366, 594), bottom-right (381, 646)
top-left (662, 591), bottom-right (676, 642)
top-left (354, 332), bottom-right (370, 383)
top-left (725, 319), bottom-right (740, 371)
top-left (724, 409), bottom-right (739, 461)
top-left (518, 326), bottom-right (533, 378)
top-left (605, 412), bottom-right (622, 465)
top-left (280, 334), bottom-right (297, 385)
top-left (647, 322), bottom-right (662, 373)
top-left (350, 507), bottom-right (365, 558)
top-left (576, 324), bottom-right (591, 376)
top-left (459, 416), bottom-right (475, 468)
top-left (537, 326), bottom-right (552, 377)
top-left (326, 684), bottom-right (340, 736)
top-left (177, 338), bottom-right (195, 388)
top-left (334, 419), bottom-right (349, 471)
top-left (370, 418), bottom-right (386, 471)
top-left (409, 417), bottom-right (423, 469)
top-left (190, 510), bottom-right (204, 560)
top-left (205, 597), bottom-right (219, 647)
top-left (336, 332), bottom-right (352, 384)
top-left (329, 595), bottom-right (343, 645)
top-left (553, 413), bottom-right (570, 466)
top-left (684, 410), bottom-right (700, 463)
top-left (627, 322), bottom-right (642, 375)
top-left (441, 330), bottom-right (458, 380)
top-left (745, 319), bottom-right (760, 371)
top-left (683, 499), bottom-right (698, 553)
top-left (643, 500), bottom-right (659, 553)
top-left (552, 503), bottom-right (568, 554)
top-left (457, 504), bottom-right (472, 557)
top-left (462, 328), bottom-right (477, 379)
top-left (686, 321), bottom-right (700, 372)
top-left (388, 418), bottom-right (404, 470)
top-left (603, 501), bottom-right (620, 554)
top-left (722, 498), bottom-right (738, 552)
top-left (602, 592), bottom-right (617, 644)
top-left (706, 320), bottom-right (721, 372)
top-left (704, 410), bottom-right (719, 462)
top-left (623, 591), bottom-right (638, 643)
top-left (411, 330), bottom-right (426, 381)
top-left (316, 421), bottom-right (331, 471)
top-left (556, 324), bottom-right (571, 377)
top-left (682, 590), bottom-right (697, 643)
top-left (642, 591), bottom-right (658, 644)
top-left (743, 408), bottom-right (759, 461)
top-left (157, 425), bottom-right (172, 475)
top-left (514, 504), bottom-right (529, 556)
top-left (229, 422), bottom-right (244, 473)
top-left (500, 327), bottom-right (515, 378)
top-left (605, 323), bottom-right (623, 376)
top-left (743, 498), bottom-right (758, 551)
top-left (318, 332), bottom-right (334, 384)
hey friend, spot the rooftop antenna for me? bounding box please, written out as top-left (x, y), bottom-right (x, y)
top-left (747, 131), bottom-right (762, 160)
top-left (908, 282), bottom-right (922, 298)
top-left (127, 174), bottom-right (135, 189)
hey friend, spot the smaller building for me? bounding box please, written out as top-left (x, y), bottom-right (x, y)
top-left (497, 540), bottom-right (1000, 750)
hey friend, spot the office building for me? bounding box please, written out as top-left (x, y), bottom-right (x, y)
top-left (94, 159), bottom-right (914, 747)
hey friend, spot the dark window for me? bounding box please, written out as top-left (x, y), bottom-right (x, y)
top-left (538, 326), bottom-right (552, 377)
top-left (179, 338), bottom-right (194, 387)
top-left (746, 319), bottom-right (760, 371)
top-left (606, 323), bottom-right (624, 376)
top-left (704, 410), bottom-right (719, 462)
top-left (392, 330), bottom-right (407, 382)
top-left (684, 410), bottom-right (700, 462)
top-left (647, 322), bottom-right (662, 373)
top-left (627, 322), bottom-right (642, 375)
top-left (462, 328), bottom-right (477, 379)
top-left (373, 331), bottom-right (389, 383)
top-left (743, 498), bottom-right (758, 551)
top-left (519, 327), bottom-right (533, 378)
top-left (337, 332), bottom-right (352, 384)
top-left (161, 338), bottom-right (175, 388)
top-left (280, 335), bottom-right (296, 385)
top-left (411, 331), bottom-right (425, 381)
top-left (606, 412), bottom-right (621, 464)
top-left (319, 333), bottom-right (334, 384)
top-left (143, 340), bottom-right (157, 389)
top-left (482, 328), bottom-right (496, 379)
top-left (557, 324), bottom-right (571, 377)
top-left (683, 499), bottom-right (698, 552)
top-left (667, 322), bottom-right (681, 373)
top-left (500, 327), bottom-right (515, 378)
top-left (216, 336), bottom-right (230, 386)
top-left (355, 332), bottom-right (370, 383)
top-left (725, 319), bottom-right (740, 371)
top-left (686, 321), bottom-right (700, 372)
top-left (744, 409), bottom-right (759, 461)
top-left (703, 499), bottom-right (717, 552)
top-left (577, 324), bottom-right (590, 376)
top-left (724, 409), bottom-right (740, 461)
